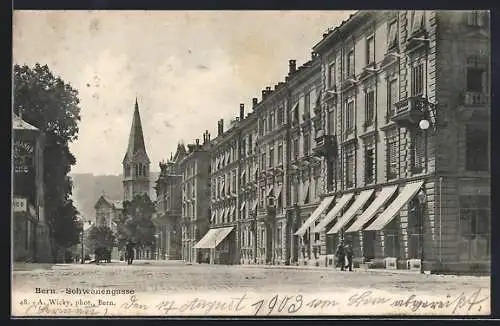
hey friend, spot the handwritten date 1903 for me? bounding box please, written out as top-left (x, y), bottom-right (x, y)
top-left (251, 294), bottom-right (303, 316)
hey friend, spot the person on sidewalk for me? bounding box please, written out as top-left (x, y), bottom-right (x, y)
top-left (335, 241), bottom-right (345, 271)
top-left (344, 242), bottom-right (353, 272)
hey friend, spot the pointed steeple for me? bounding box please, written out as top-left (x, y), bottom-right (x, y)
top-left (123, 98), bottom-right (149, 163)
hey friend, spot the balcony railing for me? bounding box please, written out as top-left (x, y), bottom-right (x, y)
top-left (391, 96), bottom-right (426, 129)
top-left (463, 91), bottom-right (489, 106)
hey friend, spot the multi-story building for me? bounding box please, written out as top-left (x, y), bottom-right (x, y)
top-left (152, 144), bottom-right (186, 260)
top-left (195, 116), bottom-right (242, 264)
top-left (254, 80), bottom-right (290, 265)
top-left (293, 10), bottom-right (491, 272)
top-left (179, 132), bottom-right (212, 263)
top-left (238, 101), bottom-right (259, 264)
top-left (12, 112), bottom-right (51, 262)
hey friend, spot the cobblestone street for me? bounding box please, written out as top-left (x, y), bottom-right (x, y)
top-left (12, 260), bottom-right (490, 295)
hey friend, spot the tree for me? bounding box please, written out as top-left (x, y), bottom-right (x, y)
top-left (115, 194), bottom-right (156, 252)
top-left (13, 63), bottom-right (82, 258)
top-left (86, 226), bottom-right (116, 253)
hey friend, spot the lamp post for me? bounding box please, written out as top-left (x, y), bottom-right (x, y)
top-left (417, 190), bottom-right (426, 274)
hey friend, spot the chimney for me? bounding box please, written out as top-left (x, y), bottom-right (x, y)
top-left (289, 59), bottom-right (297, 75)
top-left (203, 133), bottom-right (206, 144)
top-left (311, 51), bottom-right (317, 60)
top-left (262, 89), bottom-right (266, 99)
top-left (239, 103), bottom-right (245, 120)
top-left (252, 98), bottom-right (258, 107)
top-left (196, 138), bottom-right (200, 146)
top-left (220, 119), bottom-right (224, 135)
top-left (217, 120), bottom-right (222, 136)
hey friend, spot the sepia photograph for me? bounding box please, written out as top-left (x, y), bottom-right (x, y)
top-left (11, 10), bottom-right (491, 317)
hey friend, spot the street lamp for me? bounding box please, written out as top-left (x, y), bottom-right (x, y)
top-left (417, 189), bottom-right (426, 274)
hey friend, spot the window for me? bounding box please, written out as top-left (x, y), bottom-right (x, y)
top-left (269, 111), bottom-right (274, 131)
top-left (387, 79), bottom-right (398, 120)
top-left (365, 90), bottom-right (375, 126)
top-left (411, 130), bottom-right (426, 174)
top-left (261, 152), bottom-right (266, 170)
top-left (411, 11), bottom-right (424, 34)
top-left (328, 62), bottom-right (336, 89)
top-left (304, 92), bottom-right (311, 118)
top-left (466, 56), bottom-right (487, 94)
top-left (328, 109), bottom-right (335, 135)
top-left (248, 134), bottom-right (253, 154)
top-left (241, 138), bottom-right (246, 158)
top-left (277, 226), bottom-right (282, 248)
top-left (345, 146), bottom-right (355, 188)
top-left (277, 142), bottom-right (283, 164)
top-left (259, 118), bottom-right (264, 136)
top-left (366, 35), bottom-right (375, 65)
top-left (293, 138), bottom-right (299, 160)
top-left (466, 11), bottom-right (486, 27)
top-left (466, 125), bottom-right (489, 171)
top-left (303, 133), bottom-right (310, 156)
top-left (411, 62), bottom-right (424, 96)
top-left (345, 99), bottom-right (355, 133)
top-left (459, 195), bottom-right (490, 260)
top-left (346, 49), bottom-right (355, 77)
top-left (269, 146), bottom-right (274, 167)
top-left (386, 130), bottom-right (399, 180)
top-left (277, 107), bottom-right (284, 125)
top-left (365, 147), bottom-right (375, 184)
top-left (232, 171), bottom-right (237, 194)
top-left (387, 20), bottom-right (398, 50)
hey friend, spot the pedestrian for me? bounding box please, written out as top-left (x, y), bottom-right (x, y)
top-left (344, 242), bottom-right (354, 272)
top-left (125, 241), bottom-right (135, 265)
top-left (335, 241), bottom-right (345, 271)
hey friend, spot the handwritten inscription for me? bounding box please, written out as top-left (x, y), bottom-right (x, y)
top-left (14, 288), bottom-right (490, 316)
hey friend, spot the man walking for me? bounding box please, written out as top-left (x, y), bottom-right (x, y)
top-left (344, 241), bottom-right (354, 272)
top-left (335, 241), bottom-right (345, 271)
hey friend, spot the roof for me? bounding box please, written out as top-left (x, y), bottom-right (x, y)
top-left (94, 195), bottom-right (123, 210)
top-left (123, 98), bottom-right (150, 163)
top-left (12, 114), bottom-right (39, 131)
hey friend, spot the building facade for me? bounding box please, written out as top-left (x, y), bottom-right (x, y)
top-left (179, 132), bottom-right (212, 263)
top-left (93, 195), bottom-right (122, 260)
top-left (294, 10), bottom-right (491, 272)
top-left (152, 144), bottom-right (186, 260)
top-left (12, 113), bottom-right (51, 262)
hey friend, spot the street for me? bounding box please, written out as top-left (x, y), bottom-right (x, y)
top-left (12, 260), bottom-right (489, 295)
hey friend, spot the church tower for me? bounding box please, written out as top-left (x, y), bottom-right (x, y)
top-left (122, 98), bottom-right (150, 202)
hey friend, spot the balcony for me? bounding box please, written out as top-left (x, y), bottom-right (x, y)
top-left (391, 96), bottom-right (426, 129)
top-left (458, 91), bottom-right (489, 120)
top-left (406, 29), bottom-right (429, 53)
top-left (313, 132), bottom-right (337, 158)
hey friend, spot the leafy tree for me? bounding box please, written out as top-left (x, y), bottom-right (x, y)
top-left (86, 226), bottom-right (116, 253)
top-left (115, 194), bottom-right (156, 252)
top-left (13, 63), bottom-right (82, 258)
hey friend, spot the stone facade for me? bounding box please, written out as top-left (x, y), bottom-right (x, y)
top-left (152, 144), bottom-right (186, 260)
top-left (179, 132), bottom-right (212, 263)
top-left (309, 10), bottom-right (490, 272)
top-left (12, 113), bottom-right (51, 263)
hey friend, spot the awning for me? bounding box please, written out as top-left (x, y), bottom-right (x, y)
top-left (365, 181), bottom-right (425, 231)
top-left (210, 212), bottom-right (216, 222)
top-left (222, 208), bottom-right (229, 222)
top-left (326, 189), bottom-right (374, 235)
top-left (241, 169), bottom-right (246, 179)
top-left (312, 193), bottom-right (353, 233)
top-left (240, 201), bottom-right (246, 211)
top-left (267, 186), bottom-right (274, 197)
top-left (218, 209), bottom-right (225, 222)
top-left (345, 185), bottom-right (398, 233)
top-left (294, 196), bottom-right (335, 236)
top-left (193, 227), bottom-right (234, 249)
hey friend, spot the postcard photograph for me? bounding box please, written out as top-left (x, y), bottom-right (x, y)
top-left (11, 10), bottom-right (491, 317)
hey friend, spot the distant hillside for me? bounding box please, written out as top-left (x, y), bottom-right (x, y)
top-left (70, 172), bottom-right (160, 220)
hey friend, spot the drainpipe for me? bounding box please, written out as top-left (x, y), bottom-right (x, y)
top-left (439, 176), bottom-right (443, 263)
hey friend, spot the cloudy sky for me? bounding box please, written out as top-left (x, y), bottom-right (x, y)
top-left (13, 10), bottom-right (355, 175)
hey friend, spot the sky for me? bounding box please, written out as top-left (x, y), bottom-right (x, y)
top-left (13, 10), bottom-right (355, 175)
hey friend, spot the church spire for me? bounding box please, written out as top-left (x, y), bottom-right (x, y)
top-left (123, 98), bottom-right (149, 163)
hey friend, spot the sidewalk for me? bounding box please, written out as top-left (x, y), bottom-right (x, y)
top-left (235, 263), bottom-right (424, 275)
